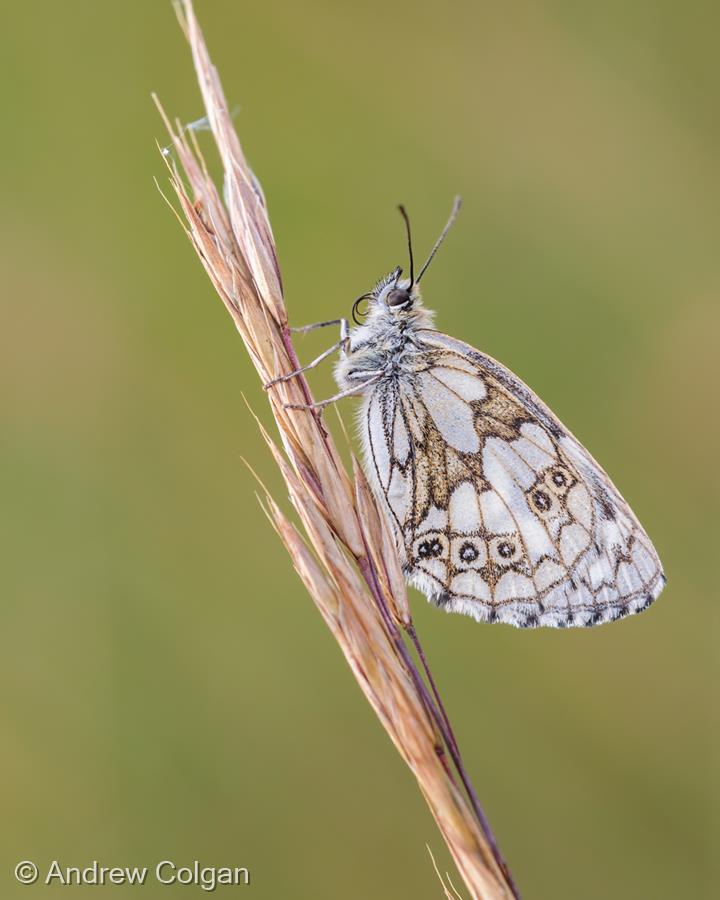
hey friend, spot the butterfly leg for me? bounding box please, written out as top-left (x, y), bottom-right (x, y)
top-left (264, 340), bottom-right (344, 389)
top-left (291, 318), bottom-right (348, 336)
top-left (265, 319), bottom-right (350, 389)
top-left (284, 375), bottom-right (381, 411)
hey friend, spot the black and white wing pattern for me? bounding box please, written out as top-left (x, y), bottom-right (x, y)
top-left (360, 330), bottom-right (665, 628)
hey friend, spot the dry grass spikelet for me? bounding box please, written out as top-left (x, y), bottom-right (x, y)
top-left (155, 2), bottom-right (519, 897)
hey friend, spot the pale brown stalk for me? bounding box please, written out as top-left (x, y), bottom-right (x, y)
top-left (155, 2), bottom-right (518, 897)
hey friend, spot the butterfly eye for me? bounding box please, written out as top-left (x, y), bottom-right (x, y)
top-left (386, 288), bottom-right (411, 308)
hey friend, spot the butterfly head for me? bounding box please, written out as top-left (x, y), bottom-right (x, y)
top-left (351, 268), bottom-right (421, 324)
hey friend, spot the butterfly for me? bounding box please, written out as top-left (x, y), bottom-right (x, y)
top-left (270, 198), bottom-right (665, 628)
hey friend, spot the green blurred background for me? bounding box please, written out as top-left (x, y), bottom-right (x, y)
top-left (1, 1), bottom-right (717, 897)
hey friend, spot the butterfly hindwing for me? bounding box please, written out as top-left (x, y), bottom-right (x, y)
top-left (362, 330), bottom-right (665, 628)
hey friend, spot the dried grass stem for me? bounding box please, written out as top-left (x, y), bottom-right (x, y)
top-left (156, 3), bottom-right (519, 897)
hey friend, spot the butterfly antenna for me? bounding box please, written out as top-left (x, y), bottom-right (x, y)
top-left (397, 204), bottom-right (415, 286)
top-left (416, 196), bottom-right (462, 283)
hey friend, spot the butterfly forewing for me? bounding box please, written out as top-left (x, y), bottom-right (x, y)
top-left (362, 330), bottom-right (665, 628)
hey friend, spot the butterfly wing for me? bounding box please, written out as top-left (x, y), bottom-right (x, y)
top-left (361, 329), bottom-right (665, 628)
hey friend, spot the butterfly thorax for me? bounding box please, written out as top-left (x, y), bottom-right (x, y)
top-left (335, 287), bottom-right (435, 390)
